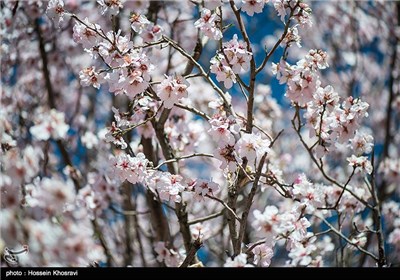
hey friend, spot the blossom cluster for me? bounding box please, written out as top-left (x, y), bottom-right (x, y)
top-left (210, 34), bottom-right (252, 89)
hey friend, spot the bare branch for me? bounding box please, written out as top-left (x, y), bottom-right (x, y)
top-left (229, 0), bottom-right (256, 133)
top-left (256, 6), bottom-right (297, 74)
top-left (174, 103), bottom-right (211, 121)
top-left (188, 210), bottom-right (225, 225)
top-left (370, 150), bottom-right (387, 267)
top-left (162, 35), bottom-right (234, 115)
top-left (153, 153), bottom-right (214, 170)
top-left (205, 194), bottom-right (241, 222)
top-left (315, 215), bottom-right (379, 262)
top-left (235, 152), bottom-right (268, 255)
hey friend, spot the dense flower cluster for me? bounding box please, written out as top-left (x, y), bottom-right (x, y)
top-left (210, 34), bottom-right (252, 89)
top-left (194, 8), bottom-right (222, 40)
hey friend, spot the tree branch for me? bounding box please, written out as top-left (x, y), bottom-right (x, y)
top-left (235, 152), bottom-right (268, 255)
top-left (256, 7), bottom-right (296, 74)
top-left (370, 150), bottom-right (387, 267)
top-left (291, 110), bottom-right (373, 209)
top-left (162, 35), bottom-right (234, 115)
top-left (154, 153), bottom-right (214, 170)
top-left (187, 210), bottom-right (225, 225)
top-left (35, 19), bottom-right (114, 266)
top-left (179, 238), bottom-right (203, 268)
top-left (205, 194), bottom-right (241, 222)
top-left (229, 0), bottom-right (256, 133)
top-left (316, 215), bottom-right (378, 262)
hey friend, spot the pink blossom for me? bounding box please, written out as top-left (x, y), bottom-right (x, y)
top-left (104, 122), bottom-right (127, 149)
top-left (282, 26), bottom-right (301, 48)
top-left (288, 242), bottom-right (317, 266)
top-left (382, 201), bottom-right (400, 223)
top-left (99, 31), bottom-right (133, 67)
top-left (30, 109), bottom-right (69, 141)
top-left (336, 185), bottom-right (370, 214)
top-left (105, 71), bottom-right (124, 95)
top-left (130, 14), bottom-right (151, 33)
top-left (146, 171), bottom-right (185, 203)
top-left (271, 59), bottom-right (293, 84)
top-left (241, 0), bottom-right (267, 17)
top-left (208, 115), bottom-right (239, 147)
top-left (157, 75), bottom-right (189, 109)
top-left (2, 0), bottom-right (398, 268)
top-left (252, 243), bottom-right (273, 267)
top-left (252, 206), bottom-right (280, 241)
top-left (140, 23), bottom-right (163, 43)
top-left (190, 179), bottom-right (220, 201)
top-left (119, 50), bottom-right (154, 99)
top-left (214, 145), bottom-right (240, 172)
top-left (1, 131), bottom-right (16, 151)
top-left (97, 0), bottom-right (123, 15)
top-left (388, 228), bottom-right (400, 249)
top-left (26, 177), bottom-right (75, 216)
top-left (315, 236), bottom-right (335, 256)
top-left (73, 18), bottom-right (101, 49)
top-left (295, 2), bottom-right (313, 28)
top-left (348, 233), bottom-right (368, 250)
top-left (292, 174), bottom-right (324, 213)
top-left (81, 131), bottom-right (99, 149)
top-left (46, 0), bottom-right (66, 25)
top-left (223, 34), bottom-right (252, 74)
top-left (190, 223), bottom-right (210, 241)
top-left (305, 49), bottom-right (329, 70)
top-left (79, 66), bottom-right (105, 89)
top-left (110, 153), bottom-right (148, 184)
top-left (286, 70), bottom-right (319, 106)
top-left (2, 146), bottom-right (43, 186)
top-left (273, 0), bottom-right (287, 22)
top-left (347, 155), bottom-right (373, 175)
top-left (210, 54), bottom-right (236, 89)
top-left (1, 175), bottom-right (20, 210)
top-left (235, 132), bottom-right (270, 165)
top-left (378, 158), bottom-right (400, 186)
top-left (194, 8), bottom-right (222, 40)
top-left (313, 85), bottom-right (340, 110)
top-left (154, 242), bottom-right (180, 267)
top-left (349, 132), bottom-right (374, 155)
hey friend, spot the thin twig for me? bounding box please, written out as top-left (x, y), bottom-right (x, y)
top-left (315, 215), bottom-right (378, 262)
top-left (252, 123), bottom-right (273, 141)
top-left (256, 6), bottom-right (297, 74)
top-left (291, 111), bottom-right (373, 209)
top-left (188, 210), bottom-right (225, 225)
top-left (162, 35), bottom-right (234, 115)
top-left (154, 153), bottom-right (214, 170)
top-left (319, 167), bottom-right (356, 210)
top-left (205, 194), bottom-right (241, 222)
top-left (174, 103), bottom-right (211, 121)
top-left (270, 129), bottom-right (284, 147)
top-left (245, 239), bottom-right (268, 254)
